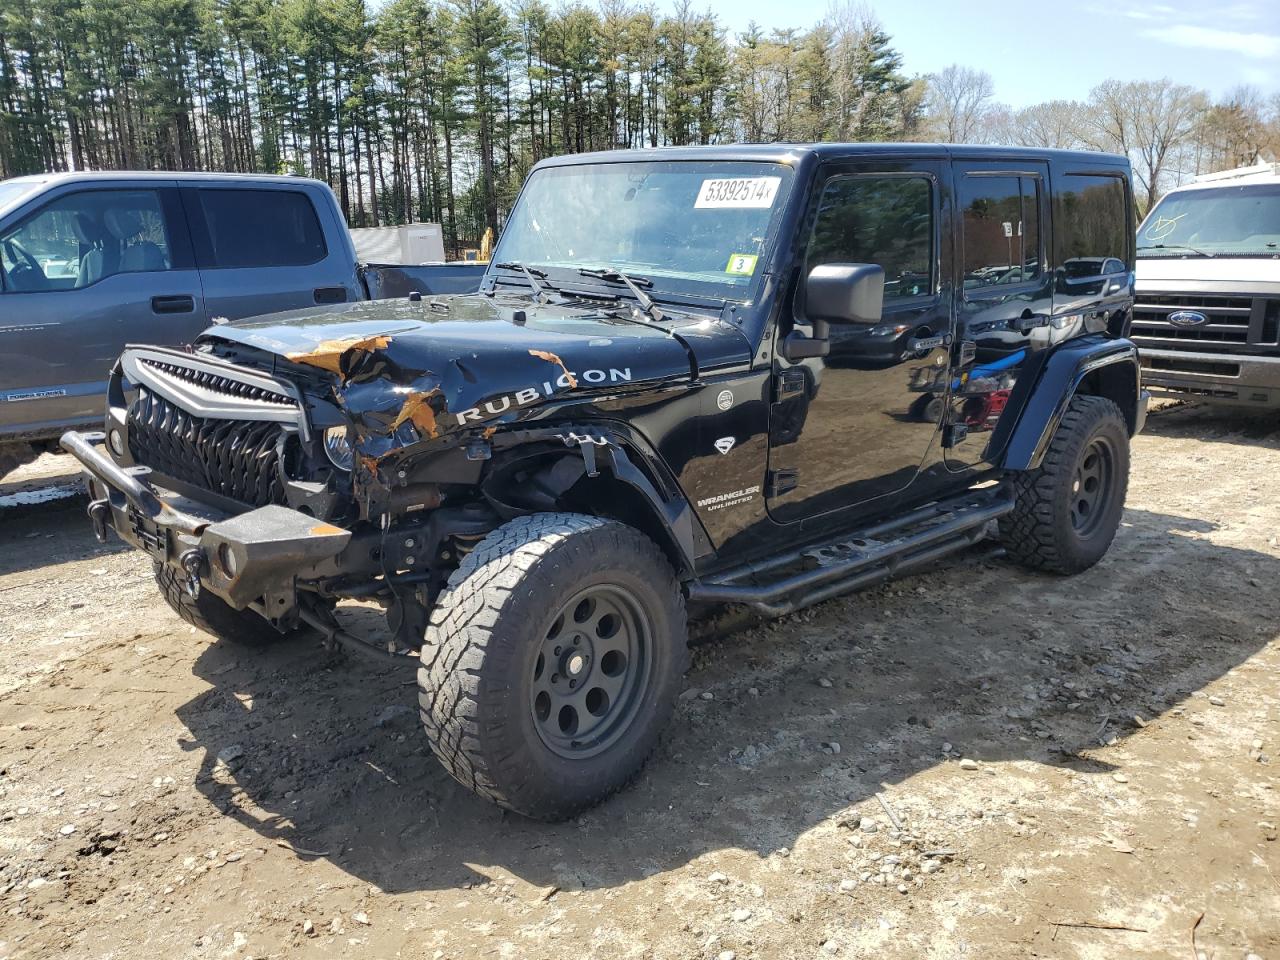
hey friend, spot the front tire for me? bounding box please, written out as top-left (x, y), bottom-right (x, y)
top-left (418, 513), bottom-right (688, 821)
top-left (999, 395), bottom-right (1130, 574)
top-left (154, 562), bottom-right (287, 646)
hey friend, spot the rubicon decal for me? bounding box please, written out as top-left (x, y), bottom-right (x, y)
top-left (454, 367), bottom-right (633, 425)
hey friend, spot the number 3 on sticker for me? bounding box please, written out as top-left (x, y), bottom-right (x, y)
top-left (726, 253), bottom-right (757, 276)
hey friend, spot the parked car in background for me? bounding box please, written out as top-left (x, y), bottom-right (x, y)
top-left (0, 171), bottom-right (483, 477)
top-left (1132, 161), bottom-right (1280, 406)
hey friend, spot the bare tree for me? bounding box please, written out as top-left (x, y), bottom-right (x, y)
top-left (1083, 78), bottom-right (1207, 212)
top-left (1193, 86), bottom-right (1274, 174)
top-left (1012, 100), bottom-right (1087, 149)
top-left (922, 64), bottom-right (995, 142)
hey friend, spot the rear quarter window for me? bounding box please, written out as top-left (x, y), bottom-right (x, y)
top-left (197, 189), bottom-right (327, 268)
top-left (1054, 174), bottom-right (1130, 279)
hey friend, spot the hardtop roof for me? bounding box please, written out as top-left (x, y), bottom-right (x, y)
top-left (534, 142), bottom-right (1129, 169)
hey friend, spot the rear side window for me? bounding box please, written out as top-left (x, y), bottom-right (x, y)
top-left (197, 189), bottom-right (326, 268)
top-left (806, 175), bottom-right (934, 303)
top-left (960, 175), bottom-right (1041, 292)
top-left (1054, 174), bottom-right (1129, 278)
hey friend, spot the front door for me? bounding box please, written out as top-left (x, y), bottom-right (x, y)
top-left (767, 159), bottom-right (953, 524)
top-left (0, 183), bottom-right (204, 433)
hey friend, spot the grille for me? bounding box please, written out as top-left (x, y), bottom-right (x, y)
top-left (135, 357), bottom-right (296, 406)
top-left (127, 388), bottom-right (288, 507)
top-left (1131, 293), bottom-right (1280, 354)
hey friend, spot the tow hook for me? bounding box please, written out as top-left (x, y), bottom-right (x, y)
top-left (178, 549), bottom-right (204, 600)
top-left (87, 499), bottom-right (110, 544)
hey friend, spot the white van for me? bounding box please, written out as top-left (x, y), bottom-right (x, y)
top-left (1133, 161), bottom-right (1280, 406)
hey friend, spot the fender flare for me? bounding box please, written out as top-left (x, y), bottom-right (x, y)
top-left (482, 422), bottom-right (712, 576)
top-left (999, 336), bottom-right (1142, 471)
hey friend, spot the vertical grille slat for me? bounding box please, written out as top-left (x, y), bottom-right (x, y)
top-left (127, 388), bottom-right (290, 507)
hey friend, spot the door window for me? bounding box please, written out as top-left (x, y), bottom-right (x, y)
top-left (1054, 174), bottom-right (1129, 279)
top-left (960, 175), bottom-right (1041, 292)
top-left (197, 189), bottom-right (327, 268)
top-left (0, 190), bottom-right (171, 292)
top-left (806, 175), bottom-right (934, 303)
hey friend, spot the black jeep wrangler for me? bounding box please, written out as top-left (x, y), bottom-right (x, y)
top-left (63, 144), bottom-right (1146, 820)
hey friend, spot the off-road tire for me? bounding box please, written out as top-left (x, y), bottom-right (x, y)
top-left (999, 395), bottom-right (1129, 574)
top-left (154, 562), bottom-right (285, 646)
top-left (418, 513), bottom-right (689, 821)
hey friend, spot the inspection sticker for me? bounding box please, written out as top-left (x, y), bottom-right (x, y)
top-left (695, 176), bottom-right (781, 209)
top-left (725, 253), bottom-right (758, 275)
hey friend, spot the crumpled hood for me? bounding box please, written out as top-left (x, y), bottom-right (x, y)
top-left (202, 293), bottom-right (750, 465)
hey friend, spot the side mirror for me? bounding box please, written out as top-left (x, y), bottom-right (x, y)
top-left (807, 262), bottom-right (885, 325)
top-left (781, 263), bottom-right (886, 362)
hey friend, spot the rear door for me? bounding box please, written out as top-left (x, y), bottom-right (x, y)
top-left (766, 158), bottom-right (954, 523)
top-left (0, 182), bottom-right (203, 433)
top-left (945, 159), bottom-right (1052, 470)
top-left (182, 182), bottom-right (363, 321)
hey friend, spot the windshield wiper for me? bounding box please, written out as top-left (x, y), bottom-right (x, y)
top-left (494, 260), bottom-right (554, 302)
top-left (1137, 243), bottom-right (1215, 258)
top-left (577, 267), bottom-right (664, 322)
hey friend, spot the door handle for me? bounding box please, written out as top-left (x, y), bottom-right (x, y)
top-left (314, 286), bottom-right (348, 305)
top-left (1015, 314), bottom-right (1050, 334)
top-left (151, 295), bottom-right (195, 314)
top-left (906, 332), bottom-right (952, 354)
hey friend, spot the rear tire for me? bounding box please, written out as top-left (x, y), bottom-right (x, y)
top-left (418, 513), bottom-right (688, 821)
top-left (154, 562), bottom-right (286, 646)
top-left (999, 395), bottom-right (1129, 574)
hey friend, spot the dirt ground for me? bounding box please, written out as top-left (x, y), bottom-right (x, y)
top-left (0, 401), bottom-right (1276, 960)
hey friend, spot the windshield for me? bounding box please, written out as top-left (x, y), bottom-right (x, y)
top-left (0, 179), bottom-right (44, 214)
top-left (1138, 183), bottom-right (1280, 257)
top-left (489, 160), bottom-right (795, 303)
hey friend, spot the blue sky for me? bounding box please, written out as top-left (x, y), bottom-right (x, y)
top-left (708, 0), bottom-right (1280, 107)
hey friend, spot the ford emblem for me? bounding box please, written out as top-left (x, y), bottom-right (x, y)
top-left (1168, 310), bottom-right (1209, 328)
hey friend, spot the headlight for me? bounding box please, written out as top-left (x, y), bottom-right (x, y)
top-left (323, 425), bottom-right (354, 471)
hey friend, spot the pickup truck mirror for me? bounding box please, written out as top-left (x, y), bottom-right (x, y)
top-left (781, 263), bottom-right (885, 362)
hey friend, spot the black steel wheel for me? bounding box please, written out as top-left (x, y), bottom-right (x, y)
top-left (418, 513), bottom-right (688, 821)
top-left (1069, 434), bottom-right (1118, 537)
top-left (999, 395), bottom-right (1130, 574)
top-left (531, 584), bottom-right (653, 759)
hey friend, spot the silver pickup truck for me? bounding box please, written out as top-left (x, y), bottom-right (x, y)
top-left (0, 171), bottom-right (483, 477)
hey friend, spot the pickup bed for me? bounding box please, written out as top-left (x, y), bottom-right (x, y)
top-left (0, 171), bottom-right (483, 476)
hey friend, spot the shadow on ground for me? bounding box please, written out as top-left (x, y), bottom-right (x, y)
top-left (1142, 400), bottom-right (1280, 444)
top-left (170, 501), bottom-right (1280, 895)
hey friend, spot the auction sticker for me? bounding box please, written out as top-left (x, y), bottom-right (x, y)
top-left (695, 176), bottom-right (781, 209)
top-left (725, 253), bottom-right (758, 275)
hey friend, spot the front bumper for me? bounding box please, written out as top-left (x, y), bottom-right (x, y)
top-left (61, 430), bottom-right (352, 610)
top-left (1139, 348), bottom-right (1280, 407)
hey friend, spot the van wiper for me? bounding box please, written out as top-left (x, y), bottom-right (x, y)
top-left (577, 267), bottom-right (665, 322)
top-left (1137, 243), bottom-right (1215, 258)
top-left (494, 260), bottom-right (554, 302)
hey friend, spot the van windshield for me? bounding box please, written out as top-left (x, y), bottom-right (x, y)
top-left (489, 159), bottom-right (795, 303)
top-left (1138, 183), bottom-right (1280, 258)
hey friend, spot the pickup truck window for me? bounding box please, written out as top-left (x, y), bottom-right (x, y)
top-left (1055, 174), bottom-right (1129, 278)
top-left (0, 189), bottom-right (171, 293)
top-left (807, 175), bottom-right (933, 302)
top-left (1138, 183), bottom-right (1280, 258)
top-left (197, 189), bottom-right (327, 268)
top-left (490, 160), bottom-right (794, 301)
top-left (960, 175), bottom-right (1042, 291)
